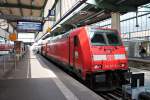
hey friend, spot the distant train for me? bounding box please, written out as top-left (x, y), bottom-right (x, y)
top-left (0, 42), bottom-right (13, 55)
top-left (0, 40), bottom-right (27, 57)
top-left (40, 26), bottom-right (129, 91)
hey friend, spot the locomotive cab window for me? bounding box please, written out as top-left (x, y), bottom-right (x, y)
top-left (89, 30), bottom-right (122, 46)
top-left (106, 33), bottom-right (121, 46)
top-left (91, 33), bottom-right (106, 46)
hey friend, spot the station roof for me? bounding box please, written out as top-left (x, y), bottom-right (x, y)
top-left (76, 0), bottom-right (150, 26)
top-left (0, 0), bottom-right (48, 28)
top-left (51, 0), bottom-right (150, 33)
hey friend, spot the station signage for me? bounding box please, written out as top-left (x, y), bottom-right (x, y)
top-left (17, 21), bottom-right (43, 32)
top-left (9, 33), bottom-right (17, 41)
top-left (48, 10), bottom-right (55, 16)
top-left (45, 10), bottom-right (55, 21)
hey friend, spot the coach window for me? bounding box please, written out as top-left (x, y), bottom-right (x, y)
top-left (74, 36), bottom-right (78, 46)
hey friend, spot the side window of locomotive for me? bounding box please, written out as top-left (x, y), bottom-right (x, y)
top-left (91, 33), bottom-right (106, 46)
top-left (74, 36), bottom-right (78, 47)
top-left (106, 33), bottom-right (121, 46)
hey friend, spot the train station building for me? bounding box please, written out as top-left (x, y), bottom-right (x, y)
top-left (0, 0), bottom-right (150, 100)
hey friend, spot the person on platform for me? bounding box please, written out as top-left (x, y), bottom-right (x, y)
top-left (139, 45), bottom-right (146, 58)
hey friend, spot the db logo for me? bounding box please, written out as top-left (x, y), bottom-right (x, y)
top-left (107, 55), bottom-right (114, 60)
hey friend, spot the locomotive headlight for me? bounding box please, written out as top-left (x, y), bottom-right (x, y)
top-left (119, 63), bottom-right (126, 68)
top-left (94, 64), bottom-right (102, 69)
top-left (93, 55), bottom-right (107, 61)
top-left (114, 54), bottom-right (126, 60)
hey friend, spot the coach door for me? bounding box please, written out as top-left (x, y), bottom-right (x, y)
top-left (73, 36), bottom-right (83, 73)
top-left (73, 36), bottom-right (78, 68)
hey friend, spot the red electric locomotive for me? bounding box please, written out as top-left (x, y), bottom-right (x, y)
top-left (43, 26), bottom-right (129, 91)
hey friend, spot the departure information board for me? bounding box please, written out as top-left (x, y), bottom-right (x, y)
top-left (17, 21), bottom-right (43, 32)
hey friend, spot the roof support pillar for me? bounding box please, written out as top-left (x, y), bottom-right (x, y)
top-left (111, 12), bottom-right (120, 32)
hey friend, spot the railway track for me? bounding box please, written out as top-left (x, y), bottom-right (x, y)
top-left (128, 60), bottom-right (150, 71)
top-left (128, 58), bottom-right (150, 70)
top-left (98, 88), bottom-right (131, 100)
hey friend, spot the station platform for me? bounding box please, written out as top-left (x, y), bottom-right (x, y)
top-left (0, 48), bottom-right (103, 100)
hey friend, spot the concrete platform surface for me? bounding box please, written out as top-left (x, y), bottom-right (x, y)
top-left (0, 48), bottom-right (103, 100)
top-left (0, 78), bottom-right (66, 100)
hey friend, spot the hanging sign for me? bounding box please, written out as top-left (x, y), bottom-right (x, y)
top-left (9, 33), bottom-right (17, 41)
top-left (17, 21), bottom-right (43, 32)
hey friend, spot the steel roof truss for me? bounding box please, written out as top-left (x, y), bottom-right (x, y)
top-left (0, 3), bottom-right (42, 10)
top-left (96, 1), bottom-right (137, 12)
